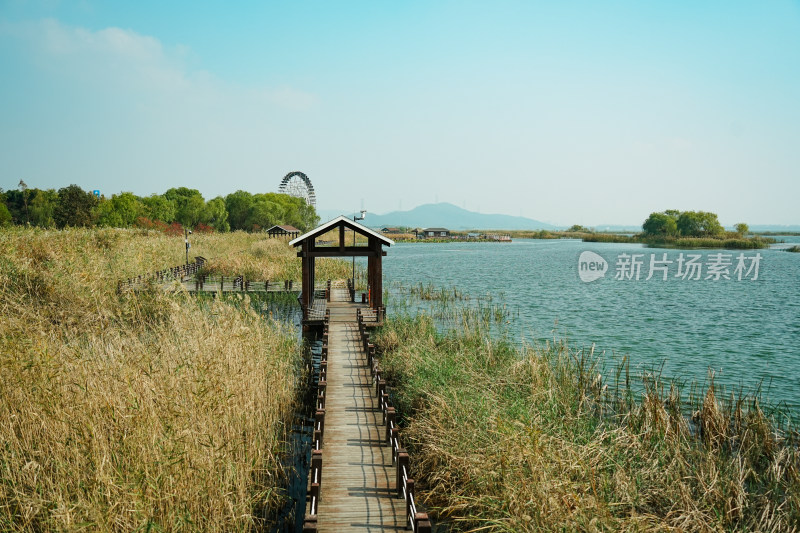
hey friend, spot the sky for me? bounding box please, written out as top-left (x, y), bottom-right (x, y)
top-left (1, 1), bottom-right (799, 226)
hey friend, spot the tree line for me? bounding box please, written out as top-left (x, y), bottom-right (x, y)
top-left (642, 209), bottom-right (748, 238)
top-left (0, 182), bottom-right (319, 233)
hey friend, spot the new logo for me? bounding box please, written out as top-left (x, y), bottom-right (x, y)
top-left (578, 251), bottom-right (608, 282)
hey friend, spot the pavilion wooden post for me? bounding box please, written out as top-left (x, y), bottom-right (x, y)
top-left (367, 249), bottom-right (375, 308)
top-left (301, 240), bottom-right (312, 320)
top-left (292, 216), bottom-right (393, 325)
top-left (368, 238), bottom-right (384, 312)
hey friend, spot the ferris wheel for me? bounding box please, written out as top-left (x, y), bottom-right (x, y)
top-left (278, 171), bottom-right (316, 208)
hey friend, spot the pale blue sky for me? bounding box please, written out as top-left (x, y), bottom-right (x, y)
top-left (1, 1), bottom-right (799, 225)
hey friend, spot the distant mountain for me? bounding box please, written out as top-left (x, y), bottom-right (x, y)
top-left (325, 202), bottom-right (555, 230)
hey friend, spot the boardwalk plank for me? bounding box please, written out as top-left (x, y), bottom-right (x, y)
top-left (310, 287), bottom-right (406, 532)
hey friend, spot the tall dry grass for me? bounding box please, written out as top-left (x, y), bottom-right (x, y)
top-left (0, 227), bottom-right (302, 531)
top-left (375, 314), bottom-right (800, 532)
top-left (201, 236), bottom-right (353, 282)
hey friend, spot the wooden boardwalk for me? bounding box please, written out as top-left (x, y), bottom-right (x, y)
top-left (310, 285), bottom-right (406, 532)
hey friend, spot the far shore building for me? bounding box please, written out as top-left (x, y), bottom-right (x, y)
top-left (267, 224), bottom-right (301, 238)
top-left (422, 227), bottom-right (450, 238)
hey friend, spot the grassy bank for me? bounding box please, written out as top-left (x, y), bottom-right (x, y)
top-left (374, 314), bottom-right (800, 532)
top-left (0, 227), bottom-right (304, 531)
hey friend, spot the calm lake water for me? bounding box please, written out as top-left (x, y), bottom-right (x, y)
top-left (380, 238), bottom-right (800, 420)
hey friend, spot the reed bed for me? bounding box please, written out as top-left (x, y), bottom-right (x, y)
top-left (201, 235), bottom-right (353, 282)
top-left (0, 227), bottom-right (303, 531)
top-left (375, 314), bottom-right (800, 532)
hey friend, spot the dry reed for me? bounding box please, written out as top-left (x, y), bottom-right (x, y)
top-left (0, 227), bottom-right (303, 531)
top-left (376, 314), bottom-right (800, 532)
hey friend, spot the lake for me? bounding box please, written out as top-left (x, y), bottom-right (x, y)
top-left (380, 238), bottom-right (800, 420)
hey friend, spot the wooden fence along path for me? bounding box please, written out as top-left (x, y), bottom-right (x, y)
top-left (117, 258), bottom-right (306, 295)
top-left (304, 284), bottom-right (431, 532)
top-left (117, 256), bottom-right (207, 292)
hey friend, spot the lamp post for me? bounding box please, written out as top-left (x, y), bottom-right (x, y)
top-left (352, 210), bottom-right (366, 302)
top-left (184, 228), bottom-right (192, 264)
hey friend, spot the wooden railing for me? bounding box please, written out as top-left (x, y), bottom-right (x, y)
top-left (118, 256), bottom-right (206, 292)
top-left (359, 308), bottom-right (431, 533)
top-left (302, 309), bottom-right (429, 532)
top-left (302, 309), bottom-right (330, 532)
top-left (192, 275), bottom-right (298, 292)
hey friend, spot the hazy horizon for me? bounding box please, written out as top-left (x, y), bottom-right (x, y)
top-left (2, 1), bottom-right (798, 226)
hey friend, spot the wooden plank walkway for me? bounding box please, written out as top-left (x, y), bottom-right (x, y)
top-left (312, 285), bottom-right (405, 532)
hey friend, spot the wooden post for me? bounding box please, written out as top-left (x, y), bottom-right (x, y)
top-left (406, 478), bottom-right (415, 524)
top-left (318, 379), bottom-right (326, 409)
top-left (396, 449), bottom-right (409, 498)
top-left (301, 241), bottom-right (312, 320)
top-left (377, 377), bottom-right (386, 401)
top-left (311, 449), bottom-right (322, 494)
top-left (390, 427), bottom-right (400, 456)
top-left (385, 407), bottom-right (396, 444)
top-left (416, 514), bottom-right (432, 532)
top-left (367, 253), bottom-right (375, 308)
top-left (374, 243), bottom-right (383, 311)
top-left (302, 516), bottom-right (317, 532)
top-left (381, 389), bottom-right (390, 413)
top-left (315, 409), bottom-right (325, 444)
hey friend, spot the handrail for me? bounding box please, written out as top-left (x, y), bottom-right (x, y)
top-left (303, 309), bottom-right (330, 533)
top-left (302, 308), bottom-right (431, 532)
top-left (357, 308), bottom-right (432, 533)
top-left (117, 256), bottom-right (206, 292)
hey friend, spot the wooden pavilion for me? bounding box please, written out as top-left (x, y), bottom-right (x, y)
top-left (266, 224), bottom-right (300, 238)
top-left (289, 216), bottom-right (393, 324)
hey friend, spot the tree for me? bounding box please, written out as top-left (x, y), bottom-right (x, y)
top-left (0, 200), bottom-right (11, 227)
top-left (676, 211), bottom-right (723, 237)
top-left (735, 223), bottom-right (749, 237)
top-left (164, 187), bottom-right (205, 228)
top-left (141, 194), bottom-right (176, 223)
top-left (297, 201), bottom-right (319, 232)
top-left (642, 212), bottom-right (678, 236)
top-left (54, 185), bottom-right (99, 228)
top-left (567, 224), bottom-right (591, 233)
top-left (247, 196), bottom-right (283, 231)
top-left (96, 192), bottom-right (142, 227)
top-left (3, 189), bottom-right (28, 224)
top-left (29, 189), bottom-right (58, 227)
top-left (18, 180), bottom-right (30, 224)
top-left (224, 190), bottom-right (254, 231)
top-left (202, 196), bottom-right (230, 232)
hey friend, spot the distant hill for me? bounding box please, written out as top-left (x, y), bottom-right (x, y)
top-left (323, 202), bottom-right (555, 230)
top-left (314, 206), bottom-right (799, 233)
